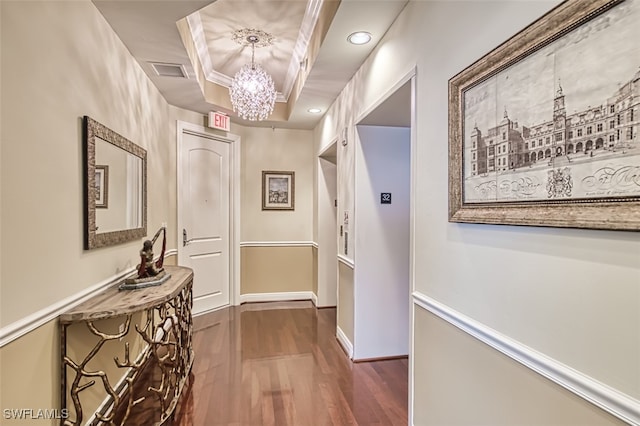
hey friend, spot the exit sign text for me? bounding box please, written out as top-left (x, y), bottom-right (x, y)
top-left (208, 111), bottom-right (230, 132)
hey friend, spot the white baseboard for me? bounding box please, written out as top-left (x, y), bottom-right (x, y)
top-left (336, 326), bottom-right (353, 359)
top-left (239, 291), bottom-right (314, 304)
top-left (311, 292), bottom-right (318, 307)
top-left (412, 291), bottom-right (640, 425)
top-left (192, 303), bottom-right (230, 317)
top-left (239, 241), bottom-right (316, 247)
top-left (192, 293), bottom-right (229, 316)
top-left (0, 249), bottom-right (178, 348)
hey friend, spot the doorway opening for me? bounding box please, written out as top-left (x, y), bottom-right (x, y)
top-left (352, 76), bottom-right (413, 362)
top-left (317, 140), bottom-right (338, 308)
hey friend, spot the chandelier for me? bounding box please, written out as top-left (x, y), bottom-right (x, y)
top-left (229, 29), bottom-right (277, 121)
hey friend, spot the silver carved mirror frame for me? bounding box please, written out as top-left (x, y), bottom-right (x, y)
top-left (84, 116), bottom-right (147, 249)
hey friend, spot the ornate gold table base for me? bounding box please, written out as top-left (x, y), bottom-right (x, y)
top-left (60, 267), bottom-right (194, 426)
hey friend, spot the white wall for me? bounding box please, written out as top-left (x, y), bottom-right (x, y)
top-left (315, 0), bottom-right (639, 422)
top-left (353, 125), bottom-right (410, 359)
top-left (317, 155), bottom-right (337, 307)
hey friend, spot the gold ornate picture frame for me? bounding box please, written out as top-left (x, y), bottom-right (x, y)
top-left (448, 0), bottom-right (640, 230)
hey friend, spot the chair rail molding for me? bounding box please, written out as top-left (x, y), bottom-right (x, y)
top-left (412, 291), bottom-right (640, 425)
top-left (337, 254), bottom-right (354, 269)
top-left (0, 249), bottom-right (177, 348)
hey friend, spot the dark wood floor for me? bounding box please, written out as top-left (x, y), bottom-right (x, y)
top-left (175, 301), bottom-right (408, 425)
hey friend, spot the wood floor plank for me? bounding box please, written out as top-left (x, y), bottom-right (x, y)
top-left (175, 302), bottom-right (408, 425)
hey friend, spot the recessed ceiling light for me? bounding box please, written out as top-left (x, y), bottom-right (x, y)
top-left (308, 108), bottom-right (322, 114)
top-left (347, 31), bottom-right (372, 45)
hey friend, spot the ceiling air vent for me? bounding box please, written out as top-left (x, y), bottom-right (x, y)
top-left (149, 62), bottom-right (188, 78)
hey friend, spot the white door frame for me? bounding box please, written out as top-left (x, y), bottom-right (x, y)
top-left (177, 120), bottom-right (241, 309)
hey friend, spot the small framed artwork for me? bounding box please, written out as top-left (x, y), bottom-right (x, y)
top-left (448, 0), bottom-right (640, 230)
top-left (95, 165), bottom-right (109, 209)
top-left (262, 171), bottom-right (295, 210)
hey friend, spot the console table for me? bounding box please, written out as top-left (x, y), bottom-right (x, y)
top-left (59, 266), bottom-right (194, 425)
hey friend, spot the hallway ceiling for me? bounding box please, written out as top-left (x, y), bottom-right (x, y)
top-left (92, 0), bottom-right (408, 129)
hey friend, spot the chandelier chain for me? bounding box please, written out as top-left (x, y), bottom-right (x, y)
top-left (251, 42), bottom-right (255, 70)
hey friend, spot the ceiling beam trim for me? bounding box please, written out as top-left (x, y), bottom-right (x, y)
top-left (281, 0), bottom-right (324, 102)
top-left (185, 11), bottom-right (233, 88)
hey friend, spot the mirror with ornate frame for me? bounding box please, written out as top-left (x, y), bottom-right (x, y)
top-left (83, 116), bottom-right (147, 249)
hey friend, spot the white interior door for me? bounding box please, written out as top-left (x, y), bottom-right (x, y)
top-left (179, 130), bottom-right (231, 314)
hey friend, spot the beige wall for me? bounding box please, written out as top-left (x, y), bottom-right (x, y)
top-left (236, 125), bottom-right (315, 296)
top-left (237, 126), bottom-right (314, 242)
top-left (413, 307), bottom-right (624, 425)
top-left (337, 261), bottom-right (354, 345)
top-left (240, 246), bottom-right (313, 294)
top-left (0, 1), bottom-right (203, 422)
top-left (315, 0), bottom-right (640, 422)
top-left (1, 321), bottom-right (59, 426)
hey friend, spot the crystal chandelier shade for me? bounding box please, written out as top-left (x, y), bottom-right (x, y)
top-left (229, 29), bottom-right (277, 121)
top-left (230, 63), bottom-right (276, 121)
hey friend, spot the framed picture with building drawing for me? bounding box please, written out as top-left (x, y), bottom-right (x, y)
top-left (262, 171), bottom-right (295, 210)
top-left (448, 0), bottom-right (640, 230)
